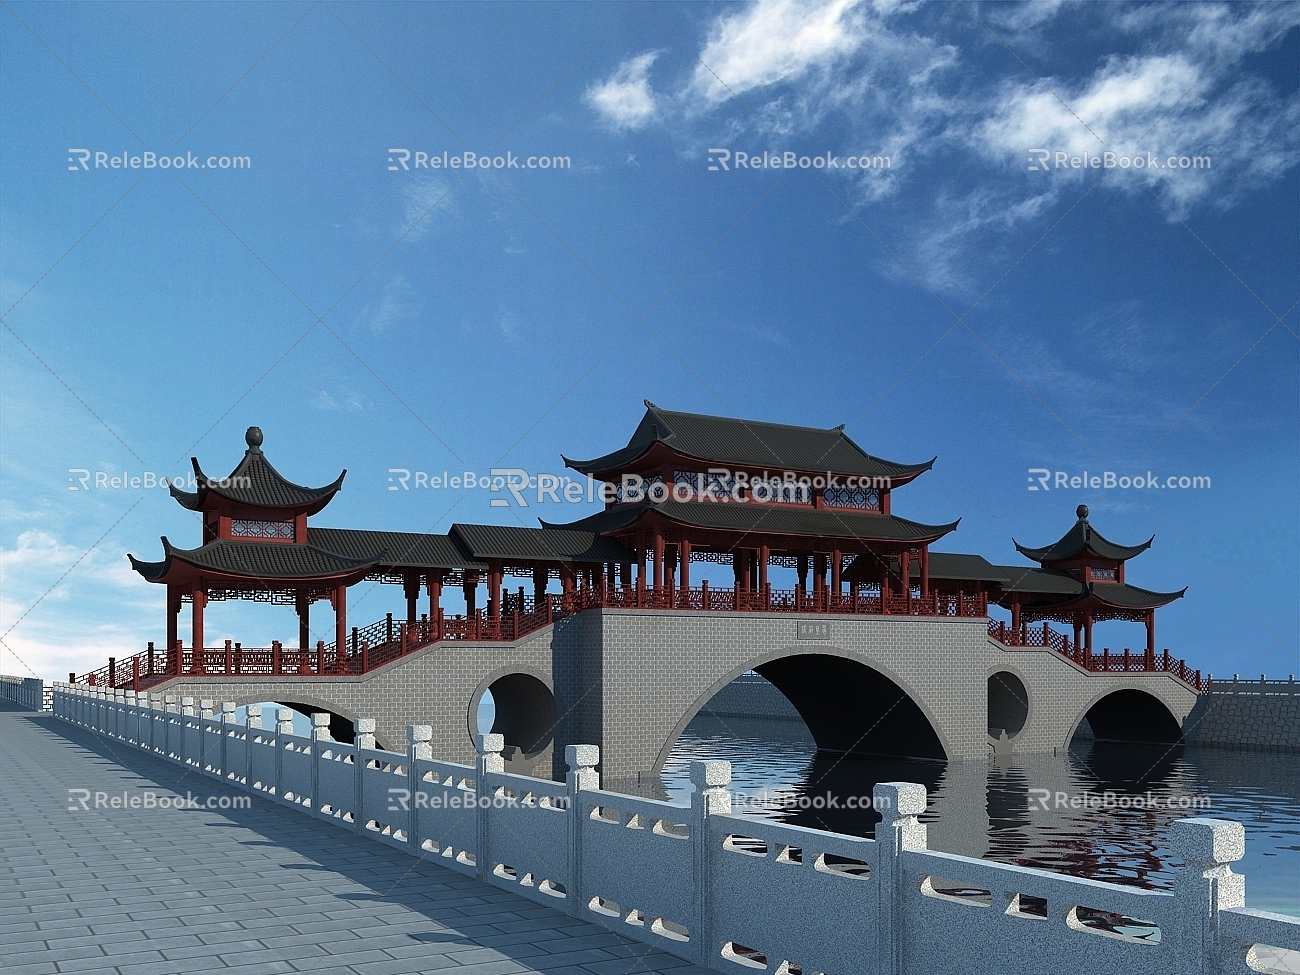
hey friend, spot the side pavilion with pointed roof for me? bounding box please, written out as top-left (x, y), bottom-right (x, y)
top-left (1003, 504), bottom-right (1184, 656)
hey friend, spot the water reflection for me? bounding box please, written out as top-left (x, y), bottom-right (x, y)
top-left (652, 713), bottom-right (1300, 916)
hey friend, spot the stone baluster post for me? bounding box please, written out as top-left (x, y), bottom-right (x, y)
top-left (354, 718), bottom-right (376, 834)
top-left (565, 745), bottom-right (599, 918)
top-left (476, 733), bottom-right (505, 882)
top-left (1170, 817), bottom-right (1245, 975)
top-left (407, 725), bottom-right (432, 847)
top-left (690, 760), bottom-right (731, 969)
top-left (123, 691), bottom-right (137, 745)
top-left (164, 696), bottom-right (178, 759)
top-left (199, 700), bottom-right (214, 774)
top-left (180, 698), bottom-right (196, 767)
top-left (220, 702), bottom-right (237, 785)
top-left (873, 782), bottom-right (928, 975)
top-left (311, 713), bottom-right (333, 816)
top-left (246, 705), bottom-right (262, 790)
top-left (275, 708), bottom-right (294, 799)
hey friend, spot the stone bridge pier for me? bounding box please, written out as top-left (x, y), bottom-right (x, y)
top-left (155, 608), bottom-right (1201, 783)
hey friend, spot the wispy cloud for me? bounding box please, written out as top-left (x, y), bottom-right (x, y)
top-left (586, 52), bottom-right (661, 131)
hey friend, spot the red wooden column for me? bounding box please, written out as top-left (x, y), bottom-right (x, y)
top-left (296, 590), bottom-right (310, 650)
top-left (919, 545), bottom-right (930, 598)
top-left (463, 572), bottom-right (479, 617)
top-left (1010, 595), bottom-right (1021, 641)
top-left (404, 572), bottom-right (421, 624)
top-left (812, 554), bottom-right (827, 593)
top-left (880, 559), bottom-right (891, 606)
top-left (190, 584), bottom-right (207, 674)
top-left (679, 538), bottom-right (691, 589)
top-left (1145, 609), bottom-right (1156, 664)
top-left (830, 549), bottom-right (842, 598)
top-left (653, 528), bottom-right (665, 592)
top-left (166, 586), bottom-right (180, 662)
top-left (899, 551), bottom-right (912, 611)
top-left (427, 570), bottom-right (444, 621)
top-left (757, 545), bottom-right (768, 594)
top-left (531, 565), bottom-right (548, 605)
top-left (740, 550), bottom-right (752, 594)
top-left (333, 585), bottom-right (347, 660)
top-left (487, 561), bottom-right (503, 628)
top-left (1083, 612), bottom-right (1094, 654)
top-left (796, 556), bottom-right (808, 598)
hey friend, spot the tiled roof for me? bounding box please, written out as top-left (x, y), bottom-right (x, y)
top-left (546, 499), bottom-right (959, 544)
top-left (450, 524), bottom-right (637, 563)
top-left (563, 401), bottom-right (934, 480)
top-left (308, 528), bottom-right (485, 571)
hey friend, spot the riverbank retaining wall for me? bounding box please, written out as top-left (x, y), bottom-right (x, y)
top-left (1185, 678), bottom-right (1300, 752)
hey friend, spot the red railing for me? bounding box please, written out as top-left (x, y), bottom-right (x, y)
top-left (76, 585), bottom-right (1184, 689)
top-left (987, 619), bottom-right (1204, 691)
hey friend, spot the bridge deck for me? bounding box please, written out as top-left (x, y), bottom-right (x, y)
top-left (0, 700), bottom-right (703, 975)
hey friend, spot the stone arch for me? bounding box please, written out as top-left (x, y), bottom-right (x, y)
top-left (987, 669), bottom-right (1029, 739)
top-left (1072, 688), bottom-right (1183, 745)
top-left (652, 647), bottom-right (950, 774)
top-left (467, 666), bottom-right (557, 762)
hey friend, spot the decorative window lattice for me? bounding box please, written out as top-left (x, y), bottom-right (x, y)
top-left (821, 486), bottom-right (881, 510)
top-left (231, 519), bottom-right (295, 539)
top-left (1091, 568), bottom-right (1117, 581)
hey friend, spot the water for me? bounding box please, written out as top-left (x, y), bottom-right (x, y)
top-left (657, 714), bottom-right (1300, 917)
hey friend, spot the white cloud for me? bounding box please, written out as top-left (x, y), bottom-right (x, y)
top-left (689, 0), bottom-right (875, 106)
top-left (586, 52), bottom-right (660, 131)
top-left (976, 53), bottom-right (1300, 216)
top-left (401, 177), bottom-right (455, 241)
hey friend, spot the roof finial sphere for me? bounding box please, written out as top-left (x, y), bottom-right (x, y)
top-left (246, 426), bottom-right (264, 449)
top-left (1076, 503), bottom-right (1089, 520)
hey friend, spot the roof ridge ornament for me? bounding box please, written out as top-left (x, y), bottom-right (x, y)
top-left (1076, 504), bottom-right (1089, 520)
top-left (246, 426), bottom-right (264, 453)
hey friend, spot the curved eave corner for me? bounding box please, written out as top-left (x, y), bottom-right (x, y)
top-left (127, 536), bottom-right (174, 583)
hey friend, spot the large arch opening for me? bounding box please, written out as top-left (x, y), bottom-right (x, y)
top-left (1080, 689), bottom-right (1182, 744)
top-left (753, 654), bottom-right (946, 760)
top-left (476, 674), bottom-right (556, 760)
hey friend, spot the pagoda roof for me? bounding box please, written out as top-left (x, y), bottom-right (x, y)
top-left (563, 401), bottom-right (934, 482)
top-left (450, 524), bottom-right (636, 564)
top-left (544, 499), bottom-right (959, 546)
top-left (1019, 582), bottom-right (1187, 613)
top-left (128, 537), bottom-right (380, 585)
top-left (307, 528), bottom-right (486, 572)
top-left (170, 426), bottom-right (344, 514)
top-left (1014, 505), bottom-right (1152, 563)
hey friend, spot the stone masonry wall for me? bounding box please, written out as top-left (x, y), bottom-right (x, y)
top-left (1185, 688), bottom-right (1300, 752)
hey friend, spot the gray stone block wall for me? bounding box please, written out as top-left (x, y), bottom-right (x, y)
top-left (140, 608), bottom-right (1211, 784)
top-left (698, 674), bottom-right (803, 722)
top-left (985, 639), bottom-right (1200, 754)
top-left (1185, 688), bottom-right (1300, 752)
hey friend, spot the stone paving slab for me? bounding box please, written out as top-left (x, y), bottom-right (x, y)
top-left (0, 701), bottom-right (708, 975)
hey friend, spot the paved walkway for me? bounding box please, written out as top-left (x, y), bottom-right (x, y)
top-left (0, 700), bottom-right (705, 975)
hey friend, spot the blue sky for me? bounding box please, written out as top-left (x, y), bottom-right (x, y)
top-left (1, 0), bottom-right (1296, 682)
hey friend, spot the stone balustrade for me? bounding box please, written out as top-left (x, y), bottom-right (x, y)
top-left (0, 674), bottom-right (46, 711)
top-left (50, 682), bottom-right (1300, 975)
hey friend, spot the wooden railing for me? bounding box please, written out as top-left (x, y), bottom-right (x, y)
top-left (987, 619), bottom-right (1204, 691)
